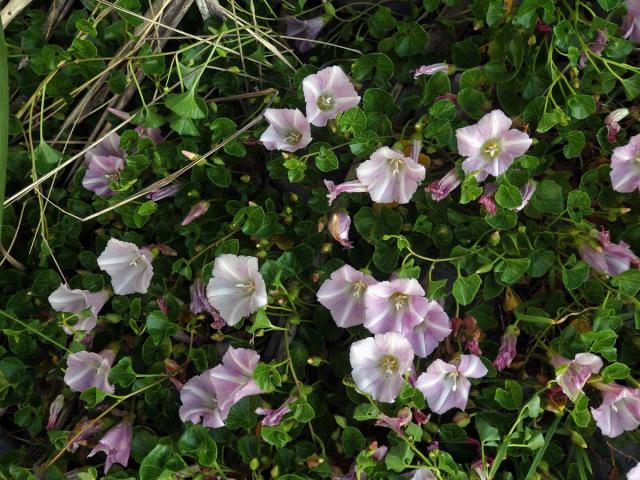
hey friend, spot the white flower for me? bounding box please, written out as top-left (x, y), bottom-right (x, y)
top-left (97, 239), bottom-right (154, 295)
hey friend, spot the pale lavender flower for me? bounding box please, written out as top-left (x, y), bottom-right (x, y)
top-left (456, 110), bottom-right (532, 179)
top-left (64, 350), bottom-right (115, 394)
top-left (48, 284), bottom-right (109, 334)
top-left (375, 407), bottom-right (411, 435)
top-left (591, 384), bottom-right (640, 438)
top-left (211, 347), bottom-right (263, 413)
top-left (47, 394), bottom-right (65, 431)
top-left (328, 212), bottom-right (353, 248)
top-left (303, 66), bottom-right (361, 127)
top-left (551, 352), bottom-right (602, 401)
top-left (97, 238), bottom-right (154, 295)
top-left (88, 420), bottom-right (132, 473)
top-left (324, 179), bottom-right (368, 205)
top-left (67, 418), bottom-right (103, 452)
top-left (578, 230), bottom-right (640, 276)
top-left (413, 63), bottom-right (450, 78)
top-left (363, 278), bottom-right (428, 335)
top-left (372, 445), bottom-right (388, 461)
top-left (622, 0), bottom-right (640, 42)
top-left (410, 138), bottom-right (422, 163)
top-left (516, 180), bottom-right (537, 211)
top-left (493, 325), bottom-right (519, 372)
top-left (189, 279), bottom-right (225, 330)
top-left (316, 264), bottom-right (377, 328)
top-left (179, 371), bottom-right (226, 428)
top-left (416, 355), bottom-right (488, 414)
top-left (409, 470), bottom-right (437, 480)
top-left (182, 201), bottom-right (210, 226)
top-left (82, 134), bottom-right (125, 198)
top-left (350, 332), bottom-right (414, 403)
top-left (605, 108), bottom-right (629, 143)
top-left (260, 108), bottom-right (312, 152)
top-left (206, 254), bottom-right (267, 326)
top-left (627, 463), bottom-right (640, 480)
top-left (426, 169), bottom-right (461, 201)
top-left (404, 300), bottom-right (452, 358)
top-left (256, 397), bottom-right (294, 426)
top-left (610, 133), bottom-right (640, 192)
top-left (107, 108), bottom-right (164, 144)
top-left (284, 16), bottom-right (325, 52)
top-left (579, 30), bottom-right (608, 68)
top-left (146, 183), bottom-right (182, 201)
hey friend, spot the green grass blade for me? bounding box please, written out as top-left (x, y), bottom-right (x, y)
top-left (0, 23), bottom-right (8, 236)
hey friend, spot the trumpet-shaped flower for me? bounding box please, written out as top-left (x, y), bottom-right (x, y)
top-left (416, 355), bottom-right (488, 414)
top-left (316, 264), bottom-right (377, 328)
top-left (493, 325), bottom-right (519, 372)
top-left (413, 63), bottom-right (450, 78)
top-left (426, 169), bottom-right (461, 201)
top-left (82, 132), bottom-right (126, 198)
top-left (605, 108), bottom-right (629, 143)
top-left (328, 212), bottom-right (353, 248)
top-left (64, 350), bottom-right (116, 394)
top-left (591, 384), bottom-right (640, 437)
top-left (610, 133), bottom-right (640, 192)
top-left (551, 352), bottom-right (602, 401)
top-left (456, 110), bottom-right (532, 179)
top-left (206, 254), bottom-right (267, 326)
top-left (404, 300), bottom-right (452, 358)
top-left (260, 108), bottom-right (312, 152)
top-left (146, 182), bottom-right (182, 201)
top-left (256, 397), bottom-right (294, 426)
top-left (88, 420), bottom-right (132, 473)
top-left (622, 0), bottom-right (640, 43)
top-left (97, 239), bottom-right (154, 295)
top-left (48, 284), bottom-right (109, 334)
top-left (284, 16), bottom-right (325, 52)
top-left (179, 370), bottom-right (226, 428)
top-left (303, 66), bottom-right (361, 127)
top-left (363, 278), bottom-right (428, 335)
top-left (350, 332), bottom-right (414, 403)
top-left (579, 230), bottom-right (640, 276)
top-left (181, 201), bottom-right (210, 226)
top-left (210, 347), bottom-right (263, 413)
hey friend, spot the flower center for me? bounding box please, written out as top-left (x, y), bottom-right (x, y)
top-left (635, 155), bottom-right (640, 165)
top-left (235, 280), bottom-right (256, 294)
top-left (391, 292), bottom-right (409, 311)
top-left (129, 254), bottom-right (144, 268)
top-left (351, 280), bottom-right (367, 298)
top-left (284, 130), bottom-right (302, 145)
top-left (105, 172), bottom-right (120, 182)
top-left (389, 156), bottom-right (405, 175)
top-left (482, 139), bottom-right (501, 160)
top-left (611, 401), bottom-right (619, 413)
top-left (380, 355), bottom-right (400, 376)
top-left (316, 94), bottom-right (334, 111)
top-left (447, 371), bottom-right (460, 391)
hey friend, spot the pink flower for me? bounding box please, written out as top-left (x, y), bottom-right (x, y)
top-left (409, 470), bottom-right (437, 480)
top-left (350, 332), bottom-right (414, 403)
top-left (610, 133), bottom-right (640, 192)
top-left (260, 108), bottom-right (312, 152)
top-left (88, 420), bottom-right (132, 473)
top-left (579, 230), bottom-right (640, 276)
top-left (627, 463), bottom-right (640, 480)
top-left (82, 132), bottom-right (125, 197)
top-left (413, 63), bottom-right (450, 78)
top-left (206, 254), bottom-right (267, 326)
top-left (190, 279), bottom-right (225, 330)
top-left (456, 110), bottom-right (532, 179)
top-left (416, 355), bottom-right (488, 414)
top-left (211, 347), bottom-right (263, 412)
top-left (47, 394), bottom-right (64, 431)
top-left (591, 384), bottom-right (640, 437)
top-left (284, 16), bottom-right (325, 52)
top-left (375, 407), bottom-right (411, 435)
top-left (316, 264), bottom-right (377, 328)
top-left (551, 352), bottom-right (602, 401)
top-left (493, 325), bottom-right (519, 372)
top-left (516, 180), bottom-right (537, 211)
top-left (622, 0), bottom-right (640, 42)
top-left (579, 30), bottom-right (607, 69)
top-left (256, 397), bottom-right (294, 426)
top-left (303, 66), bottom-right (361, 127)
top-left (465, 339), bottom-right (482, 356)
top-left (324, 179), bottom-right (368, 205)
top-left (179, 371), bottom-right (226, 428)
top-left (181, 200), bottom-right (210, 226)
top-left (64, 350), bottom-right (116, 394)
top-left (97, 238), bottom-right (154, 295)
top-left (107, 108), bottom-right (164, 144)
top-left (405, 300), bottom-right (452, 358)
top-left (328, 212), bottom-right (353, 248)
top-left (426, 169), bottom-right (461, 201)
top-left (146, 182), bottom-right (182, 201)
top-left (605, 108), bottom-right (628, 143)
top-left (478, 183), bottom-right (497, 214)
top-left (48, 284), bottom-right (109, 334)
top-left (372, 445), bottom-right (388, 461)
top-left (363, 278), bottom-right (428, 335)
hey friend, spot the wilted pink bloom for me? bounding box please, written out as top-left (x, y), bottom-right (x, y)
top-left (579, 230), bottom-right (640, 276)
top-left (579, 30), bottom-right (607, 68)
top-left (493, 325), bottom-right (519, 372)
top-left (611, 133), bottom-right (640, 192)
top-left (48, 284), bottom-right (109, 334)
top-left (324, 179), bottom-right (368, 205)
top-left (256, 397), bottom-right (294, 426)
top-left (156, 297), bottom-right (168, 314)
top-left (409, 470), bottom-right (437, 480)
top-left (67, 418), bottom-right (103, 452)
top-left (551, 352), bottom-right (602, 401)
top-left (82, 133), bottom-right (125, 197)
top-left (516, 180), bottom-right (537, 211)
top-left (375, 407), bottom-right (411, 435)
top-left (363, 278), bottom-right (428, 335)
top-left (88, 420), bottom-right (132, 473)
top-left (179, 371), bottom-right (226, 428)
top-left (211, 347), bottom-right (263, 413)
top-left (182, 201), bottom-right (210, 226)
top-left (303, 66), bottom-right (361, 127)
top-left (64, 350), bottom-right (115, 394)
top-left (317, 264), bottom-right (377, 328)
top-left (465, 339), bottom-right (482, 356)
top-left (605, 108), bottom-right (628, 143)
top-left (426, 169), bottom-right (461, 201)
top-left (146, 182), bottom-right (182, 201)
top-left (260, 108), bottom-right (312, 152)
top-left (414, 63), bottom-right (449, 78)
top-left (328, 212), bottom-right (353, 248)
top-left (405, 300), bottom-right (452, 358)
top-left (107, 108), bottom-right (164, 145)
top-left (472, 457), bottom-right (493, 480)
top-left (622, 0), bottom-right (640, 42)
top-left (416, 355), bottom-right (488, 414)
top-left (627, 463), bottom-right (640, 480)
top-left (97, 238), bottom-right (154, 295)
top-left (591, 384), bottom-right (640, 437)
top-left (284, 16), bottom-right (325, 52)
top-left (47, 394), bottom-right (64, 431)
top-left (478, 183), bottom-right (497, 215)
top-left (413, 409), bottom-right (430, 425)
top-left (372, 445), bottom-right (388, 461)
top-left (535, 19), bottom-right (552, 32)
top-left (456, 110), bottom-right (532, 179)
top-left (350, 332), bottom-right (414, 403)
top-left (206, 254), bottom-right (267, 326)
top-left (189, 279), bottom-right (225, 331)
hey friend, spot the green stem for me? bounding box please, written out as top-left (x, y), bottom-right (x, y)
top-left (0, 310), bottom-right (70, 353)
top-left (0, 22), bottom-right (8, 237)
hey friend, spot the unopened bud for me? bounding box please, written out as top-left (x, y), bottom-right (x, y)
top-left (307, 356), bottom-right (323, 367)
top-left (570, 430), bottom-right (587, 448)
top-left (250, 458), bottom-right (260, 470)
top-left (452, 411), bottom-right (470, 428)
top-left (489, 231), bottom-right (501, 246)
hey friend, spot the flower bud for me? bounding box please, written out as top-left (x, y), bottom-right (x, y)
top-left (452, 411), bottom-right (471, 427)
top-left (489, 231), bottom-right (501, 246)
top-left (250, 458), bottom-right (260, 470)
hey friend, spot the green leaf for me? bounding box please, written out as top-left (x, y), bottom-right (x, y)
top-left (460, 175), bottom-right (482, 204)
top-left (621, 75), bottom-right (640, 100)
top-left (353, 206), bottom-right (403, 242)
top-left (252, 363), bottom-right (282, 393)
top-left (363, 88), bottom-right (399, 116)
top-left (531, 180), bottom-right (564, 214)
top-left (394, 22), bottom-right (428, 57)
top-left (207, 165), bottom-right (232, 188)
top-left (495, 380), bottom-right (523, 410)
top-left (178, 424), bottom-right (218, 467)
top-left (567, 190), bottom-right (593, 221)
top-left (562, 261), bottom-right (589, 290)
top-left (261, 424), bottom-right (292, 448)
top-left (139, 443), bottom-right (186, 480)
top-left (165, 92), bottom-right (208, 119)
top-left (611, 270), bottom-right (640, 297)
top-left (293, 402), bottom-right (315, 423)
top-left (79, 387), bottom-right (107, 408)
top-left (453, 273), bottom-right (482, 305)
top-left (315, 146), bottom-right (338, 172)
top-left (570, 395), bottom-right (591, 428)
top-left (349, 131), bottom-right (379, 157)
top-left (495, 184), bottom-right (523, 209)
top-left (562, 131), bottom-right (585, 158)
top-left (338, 107), bottom-right (367, 134)
top-left (0, 23), bottom-right (8, 233)
top-left (458, 88), bottom-right (487, 119)
top-left (145, 311), bottom-right (178, 345)
top-left (368, 7), bottom-right (396, 38)
top-left (225, 396), bottom-right (260, 430)
top-left (108, 357), bottom-right (136, 387)
top-left (342, 426), bottom-right (366, 457)
top-left (499, 258), bottom-right (531, 284)
top-left (602, 362), bottom-right (630, 383)
top-left (567, 94), bottom-right (596, 120)
top-left (351, 53), bottom-right (394, 87)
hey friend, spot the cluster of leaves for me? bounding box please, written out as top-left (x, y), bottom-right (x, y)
top-left (1, 0), bottom-right (640, 479)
